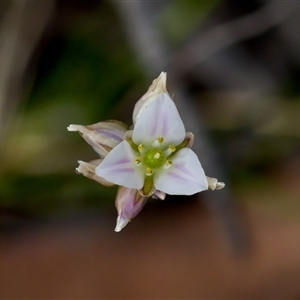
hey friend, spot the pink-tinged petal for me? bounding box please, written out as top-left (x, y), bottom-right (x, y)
top-left (115, 187), bottom-right (148, 232)
top-left (132, 93), bottom-right (186, 147)
top-left (95, 140), bottom-right (144, 189)
top-left (154, 148), bottom-right (208, 195)
top-left (132, 72), bottom-right (168, 125)
top-left (67, 120), bottom-right (127, 157)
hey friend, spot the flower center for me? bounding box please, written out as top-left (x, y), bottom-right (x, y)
top-left (132, 138), bottom-right (175, 180)
top-left (143, 149), bottom-right (165, 169)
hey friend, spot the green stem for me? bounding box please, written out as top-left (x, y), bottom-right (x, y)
top-left (142, 175), bottom-right (154, 196)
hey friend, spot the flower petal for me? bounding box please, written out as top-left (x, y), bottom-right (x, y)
top-left (132, 72), bottom-right (168, 125)
top-left (115, 187), bottom-right (148, 232)
top-left (67, 120), bottom-right (127, 157)
top-left (132, 93), bottom-right (186, 147)
top-left (95, 140), bottom-right (144, 189)
top-left (154, 148), bottom-right (208, 195)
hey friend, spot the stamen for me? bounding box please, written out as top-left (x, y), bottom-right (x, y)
top-left (152, 137), bottom-right (164, 147)
top-left (138, 144), bottom-right (145, 154)
top-left (146, 167), bottom-right (153, 176)
top-left (126, 137), bottom-right (139, 152)
top-left (163, 160), bottom-right (172, 169)
top-left (164, 145), bottom-right (176, 156)
top-left (135, 158), bottom-right (142, 166)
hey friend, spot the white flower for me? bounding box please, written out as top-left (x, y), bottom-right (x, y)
top-left (68, 72), bottom-right (225, 232)
top-left (96, 93), bottom-right (208, 196)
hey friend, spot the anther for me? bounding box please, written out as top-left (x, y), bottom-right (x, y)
top-left (152, 137), bottom-right (164, 147)
top-left (138, 144), bottom-right (145, 153)
top-left (163, 160), bottom-right (172, 169)
top-left (146, 167), bottom-right (153, 176)
top-left (164, 145), bottom-right (176, 156)
top-left (135, 158), bottom-right (142, 166)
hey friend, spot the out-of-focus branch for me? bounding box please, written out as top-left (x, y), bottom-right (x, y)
top-left (112, 1), bottom-right (168, 75)
top-left (113, 0), bottom-right (224, 178)
top-left (169, 1), bottom-right (300, 74)
top-left (0, 1), bottom-right (55, 143)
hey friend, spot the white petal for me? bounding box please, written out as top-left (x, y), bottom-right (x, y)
top-left (95, 141), bottom-right (144, 189)
top-left (132, 93), bottom-right (185, 147)
top-left (132, 72), bottom-right (168, 125)
top-left (154, 148), bottom-right (208, 195)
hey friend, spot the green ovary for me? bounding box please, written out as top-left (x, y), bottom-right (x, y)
top-left (143, 149), bottom-right (165, 169)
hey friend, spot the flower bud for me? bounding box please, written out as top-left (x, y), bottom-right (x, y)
top-left (115, 187), bottom-right (148, 232)
top-left (206, 176), bottom-right (225, 190)
top-left (76, 159), bottom-right (114, 186)
top-left (67, 121), bottom-right (128, 157)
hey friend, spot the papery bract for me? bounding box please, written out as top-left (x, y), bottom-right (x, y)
top-left (76, 159), bottom-right (114, 186)
top-left (95, 140), bottom-right (145, 189)
top-left (206, 176), bottom-right (226, 190)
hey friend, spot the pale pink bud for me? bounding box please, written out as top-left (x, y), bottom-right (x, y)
top-left (115, 186), bottom-right (148, 232)
top-left (67, 121), bottom-right (128, 157)
top-left (76, 159), bottom-right (114, 186)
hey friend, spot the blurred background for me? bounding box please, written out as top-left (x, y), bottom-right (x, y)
top-left (0, 0), bottom-right (300, 298)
